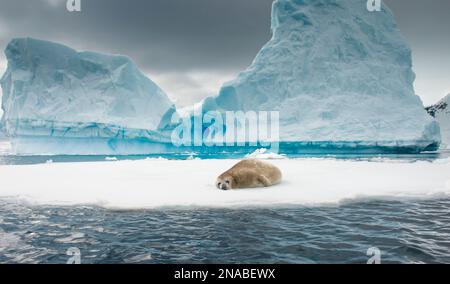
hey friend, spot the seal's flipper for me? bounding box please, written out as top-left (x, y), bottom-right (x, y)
top-left (258, 175), bottom-right (271, 187)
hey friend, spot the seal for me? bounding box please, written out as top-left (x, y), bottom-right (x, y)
top-left (216, 159), bottom-right (282, 190)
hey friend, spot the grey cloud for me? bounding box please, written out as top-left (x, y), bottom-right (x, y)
top-left (0, 0), bottom-right (273, 72)
top-left (0, 0), bottom-right (449, 106)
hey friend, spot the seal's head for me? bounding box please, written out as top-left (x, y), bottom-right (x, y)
top-left (216, 174), bottom-right (234, 191)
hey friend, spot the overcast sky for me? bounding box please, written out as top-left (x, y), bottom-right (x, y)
top-left (0, 0), bottom-right (449, 107)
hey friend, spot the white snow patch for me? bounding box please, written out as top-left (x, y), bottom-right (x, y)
top-left (105, 157), bottom-right (118, 161)
top-left (245, 149), bottom-right (287, 160)
top-left (1, 159), bottom-right (450, 209)
top-left (186, 155), bottom-right (201, 160)
top-left (144, 157), bottom-right (168, 161)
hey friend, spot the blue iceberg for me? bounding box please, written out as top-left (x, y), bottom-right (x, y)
top-left (1, 38), bottom-right (178, 154)
top-left (202, 0), bottom-right (441, 153)
top-left (0, 0), bottom-right (442, 155)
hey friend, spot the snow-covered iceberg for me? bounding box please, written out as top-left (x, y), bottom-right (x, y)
top-left (427, 94), bottom-right (450, 149)
top-left (202, 0), bottom-right (440, 152)
top-left (1, 38), bottom-right (177, 154)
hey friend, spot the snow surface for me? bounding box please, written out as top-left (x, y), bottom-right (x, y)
top-left (0, 158), bottom-right (449, 209)
top-left (203, 0), bottom-right (440, 148)
top-left (0, 38), bottom-right (176, 140)
top-left (245, 148), bottom-right (287, 159)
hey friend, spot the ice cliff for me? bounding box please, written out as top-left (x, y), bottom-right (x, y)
top-left (202, 0), bottom-right (440, 151)
top-left (0, 38), bottom-right (176, 154)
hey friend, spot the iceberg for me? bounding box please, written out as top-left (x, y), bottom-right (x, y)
top-left (0, 1), bottom-right (442, 155)
top-left (427, 94), bottom-right (450, 149)
top-left (202, 0), bottom-right (441, 152)
top-left (1, 38), bottom-right (177, 154)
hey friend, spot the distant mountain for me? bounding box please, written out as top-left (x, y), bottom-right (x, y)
top-left (427, 94), bottom-right (450, 148)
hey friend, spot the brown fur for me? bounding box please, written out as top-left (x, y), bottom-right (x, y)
top-left (216, 159), bottom-right (282, 190)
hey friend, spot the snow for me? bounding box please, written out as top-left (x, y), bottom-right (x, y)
top-left (0, 38), bottom-right (176, 142)
top-left (0, 158), bottom-right (449, 209)
top-left (202, 0), bottom-right (440, 150)
top-left (245, 148), bottom-right (286, 159)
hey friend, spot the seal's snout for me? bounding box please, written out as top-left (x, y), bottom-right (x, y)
top-left (217, 179), bottom-right (231, 190)
top-left (217, 182), bottom-right (228, 190)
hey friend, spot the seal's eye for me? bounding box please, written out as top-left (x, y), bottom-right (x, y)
top-left (217, 182), bottom-right (222, 187)
top-left (225, 180), bottom-right (230, 184)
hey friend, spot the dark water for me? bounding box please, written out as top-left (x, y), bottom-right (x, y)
top-left (1, 199), bottom-right (450, 264)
